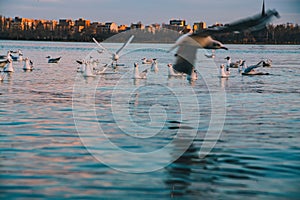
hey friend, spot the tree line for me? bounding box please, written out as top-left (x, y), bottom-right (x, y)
top-left (0, 23), bottom-right (299, 44)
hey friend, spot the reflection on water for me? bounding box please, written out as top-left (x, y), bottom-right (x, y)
top-left (1, 40), bottom-right (300, 199)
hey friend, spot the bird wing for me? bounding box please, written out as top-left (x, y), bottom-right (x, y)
top-left (173, 44), bottom-right (198, 75)
top-left (116, 35), bottom-right (135, 55)
top-left (244, 61), bottom-right (263, 73)
top-left (198, 9), bottom-right (280, 36)
top-left (92, 37), bottom-right (114, 56)
top-left (172, 9), bottom-right (279, 75)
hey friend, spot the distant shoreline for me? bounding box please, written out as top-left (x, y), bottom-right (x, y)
top-left (0, 38), bottom-right (299, 45)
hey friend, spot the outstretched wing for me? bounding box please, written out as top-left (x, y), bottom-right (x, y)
top-left (200, 9), bottom-right (280, 35)
top-left (244, 61), bottom-right (263, 73)
top-left (116, 35), bottom-right (134, 55)
top-left (92, 37), bottom-right (113, 56)
top-left (172, 8), bottom-right (279, 75)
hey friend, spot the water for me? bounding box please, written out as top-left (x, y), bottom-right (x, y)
top-left (1, 40), bottom-right (300, 199)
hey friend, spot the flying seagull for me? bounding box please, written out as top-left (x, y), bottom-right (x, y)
top-left (171, 1), bottom-right (280, 75)
top-left (93, 35), bottom-right (134, 66)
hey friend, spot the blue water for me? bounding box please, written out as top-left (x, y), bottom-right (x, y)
top-left (0, 40), bottom-right (300, 199)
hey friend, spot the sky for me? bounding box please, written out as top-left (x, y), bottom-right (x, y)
top-left (0, 0), bottom-right (299, 26)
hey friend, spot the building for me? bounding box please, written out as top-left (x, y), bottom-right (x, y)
top-left (96, 22), bottom-right (118, 34)
top-left (193, 21), bottom-right (206, 33)
top-left (118, 24), bottom-right (129, 32)
top-left (74, 18), bottom-right (90, 32)
top-left (130, 22), bottom-right (145, 30)
top-left (162, 19), bottom-right (188, 32)
top-left (58, 19), bottom-right (74, 31)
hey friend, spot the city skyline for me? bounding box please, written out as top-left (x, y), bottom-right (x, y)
top-left (0, 0), bottom-right (299, 26)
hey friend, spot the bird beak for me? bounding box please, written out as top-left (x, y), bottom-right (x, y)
top-left (221, 46), bottom-right (228, 50)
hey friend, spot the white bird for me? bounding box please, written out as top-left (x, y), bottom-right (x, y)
top-left (83, 61), bottom-right (96, 77)
top-left (23, 57), bottom-right (33, 71)
top-left (225, 56), bottom-right (242, 68)
top-left (219, 64), bottom-right (230, 78)
top-left (93, 35), bottom-right (134, 66)
top-left (205, 50), bottom-right (215, 58)
top-left (46, 56), bottom-right (61, 63)
top-left (10, 49), bottom-right (23, 62)
top-left (240, 60), bottom-right (269, 75)
top-left (167, 64), bottom-right (185, 77)
top-left (3, 58), bottom-right (14, 72)
top-left (76, 60), bottom-right (85, 73)
top-left (170, 3), bottom-right (279, 77)
top-left (141, 58), bottom-right (153, 64)
top-left (133, 63), bottom-right (147, 79)
top-left (187, 68), bottom-right (198, 81)
top-left (150, 59), bottom-right (159, 72)
top-left (263, 59), bottom-right (272, 67)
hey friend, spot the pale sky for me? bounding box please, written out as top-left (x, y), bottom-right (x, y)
top-left (0, 0), bottom-right (299, 26)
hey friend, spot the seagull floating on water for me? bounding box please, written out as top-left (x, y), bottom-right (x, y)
top-left (263, 59), bottom-right (272, 67)
top-left (239, 60), bottom-right (269, 75)
top-left (205, 50), bottom-right (215, 58)
top-left (10, 49), bottom-right (23, 62)
top-left (3, 58), bottom-right (14, 73)
top-left (219, 64), bottom-right (230, 78)
top-left (170, 1), bottom-right (279, 78)
top-left (23, 58), bottom-right (33, 71)
top-left (187, 68), bottom-right (198, 81)
top-left (167, 63), bottom-right (185, 77)
top-left (225, 56), bottom-right (242, 68)
top-left (133, 63), bottom-right (147, 79)
top-left (150, 59), bottom-right (158, 72)
top-left (46, 56), bottom-right (61, 63)
top-left (76, 60), bottom-right (85, 73)
top-left (82, 61), bottom-right (96, 77)
top-left (141, 58), bottom-right (153, 64)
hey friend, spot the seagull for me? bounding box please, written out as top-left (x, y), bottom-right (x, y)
top-left (10, 49), bottom-right (23, 62)
top-left (167, 63), bottom-right (186, 77)
top-left (46, 56), bottom-right (61, 63)
top-left (133, 63), bottom-right (147, 79)
top-left (150, 59), bottom-right (159, 72)
top-left (83, 61), bottom-right (96, 77)
top-left (3, 58), bottom-right (14, 73)
top-left (93, 35), bottom-right (134, 67)
top-left (187, 68), bottom-right (198, 81)
top-left (205, 50), bottom-right (215, 58)
top-left (141, 58), bottom-right (153, 64)
top-left (23, 57), bottom-right (33, 71)
top-left (219, 64), bottom-right (230, 78)
top-left (76, 60), bottom-right (85, 72)
top-left (262, 59), bottom-right (272, 67)
top-left (225, 56), bottom-right (242, 68)
top-left (170, 1), bottom-right (279, 76)
top-left (240, 60), bottom-right (269, 75)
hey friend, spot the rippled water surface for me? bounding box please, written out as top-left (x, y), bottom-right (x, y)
top-left (1, 40), bottom-right (300, 199)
